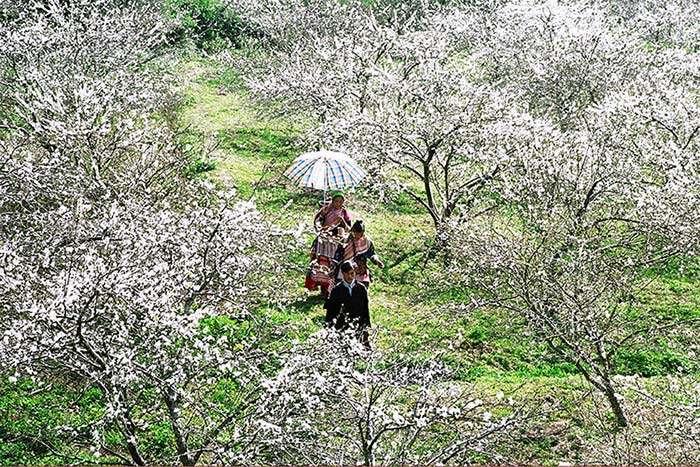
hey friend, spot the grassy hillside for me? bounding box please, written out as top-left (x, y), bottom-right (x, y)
top-left (3, 54), bottom-right (698, 466)
top-left (177, 57), bottom-right (700, 378)
top-left (173, 56), bottom-right (700, 463)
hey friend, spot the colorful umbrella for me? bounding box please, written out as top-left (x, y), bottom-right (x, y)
top-left (284, 150), bottom-right (367, 192)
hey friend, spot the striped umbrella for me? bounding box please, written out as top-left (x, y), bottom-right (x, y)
top-left (284, 150), bottom-right (367, 192)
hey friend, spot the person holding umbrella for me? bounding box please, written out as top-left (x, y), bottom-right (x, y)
top-left (305, 190), bottom-right (352, 298)
top-left (314, 190), bottom-right (351, 231)
top-left (284, 150), bottom-right (368, 298)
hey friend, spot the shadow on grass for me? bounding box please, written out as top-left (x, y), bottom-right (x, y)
top-left (287, 294), bottom-right (326, 312)
top-left (281, 296), bottom-right (328, 328)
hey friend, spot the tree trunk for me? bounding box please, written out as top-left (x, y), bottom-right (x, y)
top-left (165, 392), bottom-right (195, 466)
top-left (581, 369), bottom-right (629, 428)
top-left (119, 389), bottom-right (146, 466)
top-left (546, 342), bottom-right (629, 429)
top-left (121, 416), bottom-right (146, 466)
top-left (601, 378), bottom-right (629, 428)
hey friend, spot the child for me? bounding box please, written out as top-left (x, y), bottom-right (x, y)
top-left (324, 260), bottom-right (371, 348)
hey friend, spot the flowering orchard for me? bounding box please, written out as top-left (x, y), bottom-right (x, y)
top-left (246, 330), bottom-right (538, 466)
top-left (242, 0), bottom-right (700, 453)
top-left (2, 0), bottom-right (700, 464)
top-left (0, 1), bottom-right (286, 464)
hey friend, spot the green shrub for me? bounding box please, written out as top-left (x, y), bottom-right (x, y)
top-left (614, 349), bottom-right (693, 377)
top-left (165, 0), bottom-right (251, 52)
top-left (185, 156), bottom-right (217, 177)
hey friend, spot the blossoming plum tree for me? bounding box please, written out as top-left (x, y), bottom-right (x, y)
top-left (245, 330), bottom-right (535, 466)
top-left (0, 2), bottom-right (287, 464)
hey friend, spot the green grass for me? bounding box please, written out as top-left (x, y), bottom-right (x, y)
top-left (0, 379), bottom-right (110, 464)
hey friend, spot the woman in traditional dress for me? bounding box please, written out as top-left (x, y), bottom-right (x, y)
top-left (313, 191), bottom-right (351, 231)
top-left (305, 192), bottom-right (351, 298)
top-left (335, 220), bottom-right (384, 288)
top-left (305, 225), bottom-right (344, 298)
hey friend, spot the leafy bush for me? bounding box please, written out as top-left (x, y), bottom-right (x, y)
top-left (615, 350), bottom-right (693, 377)
top-left (166, 0), bottom-right (249, 51)
top-left (184, 156), bottom-right (217, 177)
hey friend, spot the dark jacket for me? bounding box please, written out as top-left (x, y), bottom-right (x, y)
top-left (324, 280), bottom-right (370, 330)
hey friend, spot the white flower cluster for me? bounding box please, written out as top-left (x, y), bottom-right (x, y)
top-left (0, 1), bottom-right (287, 464)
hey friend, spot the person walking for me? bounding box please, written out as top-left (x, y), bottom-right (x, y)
top-left (335, 220), bottom-right (384, 288)
top-left (305, 225), bottom-right (344, 298)
top-left (314, 191), bottom-right (351, 231)
top-left (324, 261), bottom-right (371, 348)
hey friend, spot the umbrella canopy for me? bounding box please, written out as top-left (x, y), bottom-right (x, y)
top-left (284, 150), bottom-right (367, 191)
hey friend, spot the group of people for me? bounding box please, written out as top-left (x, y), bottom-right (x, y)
top-left (304, 191), bottom-right (384, 347)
